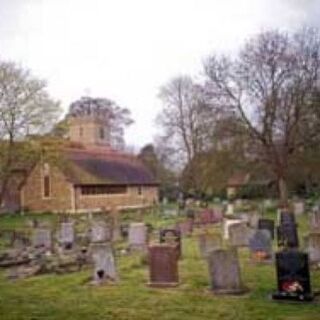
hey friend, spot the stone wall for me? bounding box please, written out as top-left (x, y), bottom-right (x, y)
top-left (21, 162), bottom-right (73, 213)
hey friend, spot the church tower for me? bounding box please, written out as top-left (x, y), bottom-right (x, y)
top-left (68, 114), bottom-right (111, 147)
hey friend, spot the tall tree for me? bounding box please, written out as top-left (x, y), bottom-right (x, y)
top-left (204, 29), bottom-right (320, 206)
top-left (157, 76), bottom-right (215, 191)
top-left (0, 61), bottom-right (61, 206)
top-left (68, 96), bottom-right (133, 149)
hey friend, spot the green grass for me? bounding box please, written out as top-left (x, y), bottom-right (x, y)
top-left (0, 210), bottom-right (319, 320)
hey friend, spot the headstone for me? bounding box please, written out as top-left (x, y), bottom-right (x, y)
top-left (148, 244), bottom-right (179, 287)
top-left (59, 222), bottom-right (75, 249)
top-left (272, 250), bottom-right (313, 301)
top-left (248, 212), bottom-right (260, 228)
top-left (91, 243), bottom-right (117, 283)
top-left (128, 223), bottom-right (147, 250)
top-left (309, 209), bottom-right (320, 231)
top-left (258, 219), bottom-right (275, 239)
top-left (305, 233), bottom-right (320, 264)
top-left (91, 221), bottom-right (111, 243)
top-left (228, 222), bottom-right (252, 247)
top-left (198, 233), bottom-right (222, 258)
top-left (32, 228), bottom-right (52, 249)
top-left (159, 229), bottom-right (181, 258)
top-left (223, 218), bottom-right (242, 240)
top-left (226, 203), bottom-right (234, 215)
top-left (293, 201), bottom-right (305, 216)
top-left (120, 224), bottom-right (129, 239)
top-left (207, 248), bottom-right (245, 294)
top-left (176, 220), bottom-right (193, 237)
top-left (249, 230), bottom-right (272, 262)
top-left (199, 209), bottom-right (212, 225)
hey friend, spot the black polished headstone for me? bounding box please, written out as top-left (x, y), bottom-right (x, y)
top-left (272, 250), bottom-right (313, 302)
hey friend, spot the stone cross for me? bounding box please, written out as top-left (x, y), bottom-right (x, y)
top-left (223, 218), bottom-right (243, 240)
top-left (148, 244), bottom-right (179, 287)
top-left (207, 248), bottom-right (245, 294)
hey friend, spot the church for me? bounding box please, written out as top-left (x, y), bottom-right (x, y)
top-left (19, 112), bottom-right (159, 213)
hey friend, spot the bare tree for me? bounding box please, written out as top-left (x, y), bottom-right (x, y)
top-left (157, 76), bottom-right (215, 191)
top-left (204, 28), bottom-right (320, 205)
top-left (0, 61), bottom-right (61, 206)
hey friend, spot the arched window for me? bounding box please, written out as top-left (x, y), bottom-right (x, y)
top-left (99, 127), bottom-right (105, 140)
top-left (43, 163), bottom-right (51, 198)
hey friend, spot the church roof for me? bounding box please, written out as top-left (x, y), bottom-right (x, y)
top-left (61, 147), bottom-right (158, 186)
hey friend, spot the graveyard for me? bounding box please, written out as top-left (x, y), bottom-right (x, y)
top-left (0, 203), bottom-right (320, 320)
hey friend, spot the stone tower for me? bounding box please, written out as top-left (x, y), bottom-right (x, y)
top-left (68, 115), bottom-right (111, 147)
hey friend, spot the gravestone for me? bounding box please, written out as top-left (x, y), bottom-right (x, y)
top-left (223, 218), bottom-right (242, 240)
top-left (59, 222), bottom-right (75, 249)
top-left (148, 244), bottom-right (179, 287)
top-left (226, 203), bottom-right (234, 215)
top-left (272, 250), bottom-right (313, 301)
top-left (305, 233), bottom-right (320, 264)
top-left (198, 233), bottom-right (222, 258)
top-left (32, 228), bottom-right (52, 249)
top-left (91, 243), bottom-right (117, 284)
top-left (176, 220), bottom-right (193, 237)
top-left (207, 248), bottom-right (245, 294)
top-left (309, 209), bottom-right (320, 231)
top-left (120, 224), bottom-right (129, 239)
top-left (128, 223), bottom-right (147, 250)
top-left (249, 230), bottom-right (272, 262)
top-left (248, 212), bottom-right (260, 228)
top-left (228, 222), bottom-right (252, 247)
top-left (159, 229), bottom-right (181, 258)
top-left (199, 209), bottom-right (213, 225)
top-left (91, 221), bottom-right (111, 243)
top-left (293, 201), bottom-right (305, 216)
top-left (258, 219), bottom-right (275, 239)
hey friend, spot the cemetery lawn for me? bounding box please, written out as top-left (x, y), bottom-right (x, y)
top-left (0, 211), bottom-right (320, 320)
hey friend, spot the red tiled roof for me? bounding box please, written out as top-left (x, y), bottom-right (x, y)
top-left (227, 173), bottom-right (250, 187)
top-left (62, 147), bottom-right (158, 186)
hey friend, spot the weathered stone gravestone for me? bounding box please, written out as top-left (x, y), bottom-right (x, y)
top-left (248, 212), bottom-right (260, 228)
top-left (305, 233), bottom-right (320, 264)
top-left (309, 208), bottom-right (320, 231)
top-left (293, 201), bottom-right (305, 216)
top-left (128, 223), bottom-right (147, 250)
top-left (258, 219), bottom-right (275, 239)
top-left (226, 203), bottom-right (234, 215)
top-left (32, 228), bottom-right (52, 249)
top-left (207, 248), bottom-right (245, 294)
top-left (249, 230), bottom-right (272, 262)
top-left (176, 220), bottom-right (193, 237)
top-left (277, 211), bottom-right (299, 248)
top-left (59, 222), bottom-right (75, 249)
top-left (159, 229), bottom-right (181, 258)
top-left (272, 250), bottom-right (313, 301)
top-left (148, 244), bottom-right (179, 287)
top-left (91, 243), bottom-right (117, 284)
top-left (198, 233), bottom-right (222, 258)
top-left (198, 209), bottom-right (213, 225)
top-left (91, 221), bottom-right (111, 243)
top-left (223, 218), bottom-right (242, 240)
top-left (228, 222), bottom-right (252, 247)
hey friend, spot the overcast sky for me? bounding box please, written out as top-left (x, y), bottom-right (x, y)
top-left (0, 0), bottom-right (319, 148)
